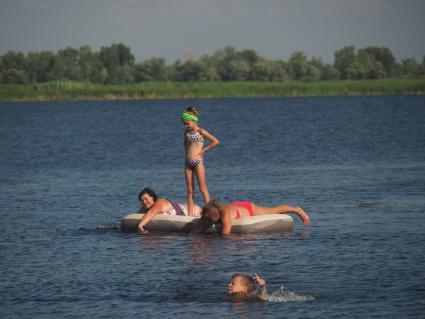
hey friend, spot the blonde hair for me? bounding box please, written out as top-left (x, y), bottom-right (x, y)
top-left (232, 274), bottom-right (256, 293)
top-left (201, 199), bottom-right (222, 220)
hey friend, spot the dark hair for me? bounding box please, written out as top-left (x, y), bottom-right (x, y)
top-left (138, 188), bottom-right (158, 202)
top-left (185, 105), bottom-right (199, 116)
top-left (232, 274), bottom-right (256, 293)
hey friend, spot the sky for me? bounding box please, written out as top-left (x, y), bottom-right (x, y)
top-left (0, 0), bottom-right (424, 64)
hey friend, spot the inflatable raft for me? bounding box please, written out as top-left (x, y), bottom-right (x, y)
top-left (121, 213), bottom-right (294, 234)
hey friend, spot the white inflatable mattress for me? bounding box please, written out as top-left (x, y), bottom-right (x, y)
top-left (121, 213), bottom-right (294, 233)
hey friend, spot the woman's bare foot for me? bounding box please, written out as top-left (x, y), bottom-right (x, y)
top-left (296, 207), bottom-right (311, 225)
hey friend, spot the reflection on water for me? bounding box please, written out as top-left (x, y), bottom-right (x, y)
top-left (186, 235), bottom-right (225, 267)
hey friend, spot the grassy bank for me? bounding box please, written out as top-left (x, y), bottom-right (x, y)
top-left (0, 79), bottom-right (424, 101)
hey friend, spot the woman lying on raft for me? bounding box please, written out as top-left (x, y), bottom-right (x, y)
top-left (137, 188), bottom-right (201, 232)
top-left (191, 199), bottom-right (310, 235)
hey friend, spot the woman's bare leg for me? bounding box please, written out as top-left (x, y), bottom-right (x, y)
top-left (185, 168), bottom-right (195, 215)
top-left (195, 163), bottom-right (210, 205)
top-left (252, 203), bottom-right (310, 225)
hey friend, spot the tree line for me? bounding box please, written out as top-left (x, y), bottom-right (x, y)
top-left (0, 43), bottom-right (424, 84)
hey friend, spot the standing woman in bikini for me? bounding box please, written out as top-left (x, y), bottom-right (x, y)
top-left (182, 106), bottom-right (220, 215)
top-left (191, 199), bottom-right (311, 235)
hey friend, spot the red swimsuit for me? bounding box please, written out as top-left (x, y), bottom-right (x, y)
top-left (231, 201), bottom-right (255, 219)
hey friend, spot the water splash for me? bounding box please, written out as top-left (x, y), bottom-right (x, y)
top-left (265, 285), bottom-right (315, 303)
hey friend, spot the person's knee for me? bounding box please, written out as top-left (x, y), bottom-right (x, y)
top-left (199, 184), bottom-right (209, 195)
top-left (187, 187), bottom-right (194, 196)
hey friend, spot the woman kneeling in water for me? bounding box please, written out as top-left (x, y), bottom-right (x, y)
top-left (137, 188), bottom-right (201, 232)
top-left (191, 199), bottom-right (310, 235)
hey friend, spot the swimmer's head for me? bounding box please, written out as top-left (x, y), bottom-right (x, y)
top-left (201, 199), bottom-right (222, 222)
top-left (138, 188), bottom-right (158, 208)
top-left (228, 274), bottom-right (256, 295)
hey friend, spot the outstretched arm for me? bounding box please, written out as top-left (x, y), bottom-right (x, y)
top-left (221, 211), bottom-right (232, 235)
top-left (137, 199), bottom-right (167, 232)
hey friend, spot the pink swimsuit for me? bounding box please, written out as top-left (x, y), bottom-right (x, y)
top-left (231, 201), bottom-right (255, 219)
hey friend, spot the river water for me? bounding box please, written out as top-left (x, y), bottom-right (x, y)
top-left (1, 96), bottom-right (424, 318)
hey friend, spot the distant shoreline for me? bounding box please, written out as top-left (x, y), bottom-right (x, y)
top-left (1, 79), bottom-right (424, 102)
